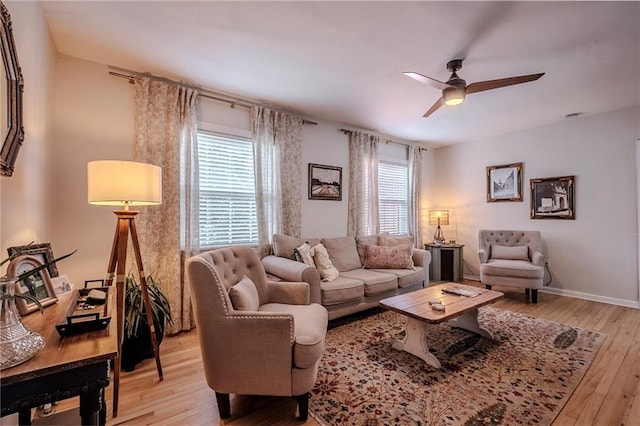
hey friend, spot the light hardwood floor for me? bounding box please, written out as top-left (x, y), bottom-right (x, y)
top-left (49, 283), bottom-right (640, 425)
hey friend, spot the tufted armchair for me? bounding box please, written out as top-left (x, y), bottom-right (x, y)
top-left (185, 246), bottom-right (328, 420)
top-left (478, 230), bottom-right (545, 303)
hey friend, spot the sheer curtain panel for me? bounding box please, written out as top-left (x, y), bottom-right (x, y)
top-left (408, 145), bottom-right (423, 247)
top-left (251, 106), bottom-right (303, 257)
top-left (348, 131), bottom-right (379, 237)
top-left (134, 77), bottom-right (199, 334)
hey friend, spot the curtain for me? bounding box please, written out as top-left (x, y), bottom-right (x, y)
top-left (408, 145), bottom-right (423, 248)
top-left (134, 77), bottom-right (199, 334)
top-left (347, 131), bottom-right (379, 237)
top-left (251, 106), bottom-right (303, 257)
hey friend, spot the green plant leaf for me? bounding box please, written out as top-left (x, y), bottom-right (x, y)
top-left (16, 249), bottom-right (78, 282)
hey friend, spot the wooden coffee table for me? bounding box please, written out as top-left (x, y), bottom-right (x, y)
top-left (379, 283), bottom-right (503, 368)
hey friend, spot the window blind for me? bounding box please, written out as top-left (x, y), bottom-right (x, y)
top-left (378, 161), bottom-right (408, 235)
top-left (197, 132), bottom-right (258, 247)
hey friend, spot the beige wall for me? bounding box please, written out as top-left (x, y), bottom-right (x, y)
top-left (1, 1), bottom-right (56, 261)
top-left (433, 106), bottom-right (640, 306)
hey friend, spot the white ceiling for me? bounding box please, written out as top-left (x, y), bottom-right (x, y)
top-left (39, 1), bottom-right (640, 147)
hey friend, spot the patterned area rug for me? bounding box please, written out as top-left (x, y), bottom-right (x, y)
top-left (310, 307), bottom-right (605, 426)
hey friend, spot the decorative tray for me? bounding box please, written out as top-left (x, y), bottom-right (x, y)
top-left (55, 287), bottom-right (111, 336)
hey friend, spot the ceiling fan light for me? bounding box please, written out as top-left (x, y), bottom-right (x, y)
top-left (443, 86), bottom-right (465, 106)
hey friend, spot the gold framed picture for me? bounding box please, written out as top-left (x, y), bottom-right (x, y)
top-left (486, 162), bottom-right (523, 202)
top-left (6, 255), bottom-right (59, 315)
top-left (308, 163), bottom-right (342, 201)
top-left (530, 175), bottom-right (575, 219)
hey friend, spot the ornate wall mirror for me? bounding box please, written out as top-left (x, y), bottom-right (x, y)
top-left (0, 1), bottom-right (24, 177)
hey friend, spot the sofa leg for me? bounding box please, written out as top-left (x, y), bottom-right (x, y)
top-left (525, 288), bottom-right (530, 299)
top-left (485, 284), bottom-right (492, 290)
top-left (295, 392), bottom-right (309, 421)
top-left (531, 289), bottom-right (538, 304)
top-left (215, 392), bottom-right (230, 418)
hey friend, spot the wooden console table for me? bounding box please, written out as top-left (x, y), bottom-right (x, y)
top-left (0, 291), bottom-right (117, 425)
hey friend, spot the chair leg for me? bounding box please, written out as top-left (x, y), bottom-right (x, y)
top-left (295, 392), bottom-right (309, 421)
top-left (215, 392), bottom-right (230, 418)
top-left (485, 284), bottom-right (492, 290)
top-left (531, 289), bottom-right (538, 304)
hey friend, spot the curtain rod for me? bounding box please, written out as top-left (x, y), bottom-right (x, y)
top-left (339, 128), bottom-right (428, 151)
top-left (108, 69), bottom-right (318, 126)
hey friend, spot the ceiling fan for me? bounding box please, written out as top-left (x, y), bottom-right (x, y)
top-left (404, 59), bottom-right (545, 118)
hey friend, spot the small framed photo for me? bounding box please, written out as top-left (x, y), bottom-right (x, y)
top-left (530, 175), bottom-right (575, 219)
top-left (52, 274), bottom-right (73, 295)
top-left (486, 162), bottom-right (523, 202)
top-left (308, 163), bottom-right (342, 201)
top-left (7, 242), bottom-right (59, 278)
top-left (6, 255), bottom-right (59, 315)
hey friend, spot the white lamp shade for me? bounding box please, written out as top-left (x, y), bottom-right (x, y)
top-left (87, 160), bottom-right (162, 206)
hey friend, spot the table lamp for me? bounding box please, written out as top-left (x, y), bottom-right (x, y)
top-left (429, 210), bottom-right (449, 245)
top-left (87, 160), bottom-right (164, 417)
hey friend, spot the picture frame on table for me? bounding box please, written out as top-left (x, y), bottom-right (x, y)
top-left (52, 274), bottom-right (73, 295)
top-left (6, 255), bottom-right (59, 315)
top-left (308, 163), bottom-right (342, 201)
top-left (486, 162), bottom-right (523, 202)
top-left (7, 242), bottom-right (59, 278)
top-left (530, 175), bottom-right (575, 219)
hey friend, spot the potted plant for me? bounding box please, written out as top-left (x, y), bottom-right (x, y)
top-left (121, 273), bottom-right (173, 371)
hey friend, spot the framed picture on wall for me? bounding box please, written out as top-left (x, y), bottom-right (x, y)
top-left (308, 163), bottom-right (342, 201)
top-left (486, 162), bottom-right (523, 202)
top-left (530, 175), bottom-right (575, 219)
top-left (7, 242), bottom-right (60, 278)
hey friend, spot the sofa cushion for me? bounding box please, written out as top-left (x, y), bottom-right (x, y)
top-left (340, 269), bottom-right (398, 295)
top-left (259, 302), bottom-right (327, 369)
top-left (378, 234), bottom-right (413, 247)
top-left (273, 234), bottom-right (320, 259)
top-left (321, 236), bottom-right (362, 272)
top-left (228, 275), bottom-right (260, 311)
top-left (320, 276), bottom-right (364, 305)
top-left (481, 259), bottom-right (544, 279)
top-left (313, 243), bottom-right (340, 282)
top-left (364, 244), bottom-right (415, 270)
top-left (374, 266), bottom-right (425, 288)
top-left (356, 235), bottom-right (378, 266)
top-left (491, 244), bottom-right (529, 261)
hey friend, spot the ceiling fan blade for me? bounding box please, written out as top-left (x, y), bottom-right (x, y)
top-left (404, 72), bottom-right (449, 90)
top-left (466, 73), bottom-right (545, 94)
top-left (423, 97), bottom-right (444, 118)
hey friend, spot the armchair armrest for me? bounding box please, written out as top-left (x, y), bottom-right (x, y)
top-left (267, 281), bottom-right (310, 305)
top-left (478, 248), bottom-right (488, 264)
top-left (262, 255), bottom-right (321, 304)
top-left (532, 251), bottom-right (545, 266)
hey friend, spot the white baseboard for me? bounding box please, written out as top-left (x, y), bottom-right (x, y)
top-left (464, 275), bottom-right (640, 309)
top-left (539, 287), bottom-right (640, 309)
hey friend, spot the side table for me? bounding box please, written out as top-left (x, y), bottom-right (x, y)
top-left (425, 243), bottom-right (464, 282)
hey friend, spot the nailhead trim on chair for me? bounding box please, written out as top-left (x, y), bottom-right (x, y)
top-left (195, 257), bottom-right (295, 344)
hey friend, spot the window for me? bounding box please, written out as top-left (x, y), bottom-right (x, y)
top-left (378, 161), bottom-right (408, 235)
top-left (197, 132), bottom-right (258, 247)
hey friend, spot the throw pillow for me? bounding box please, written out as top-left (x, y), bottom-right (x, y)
top-left (294, 243), bottom-right (316, 267)
top-left (321, 236), bottom-right (362, 272)
top-left (378, 234), bottom-right (414, 247)
top-left (363, 244), bottom-right (415, 270)
top-left (313, 243), bottom-right (340, 282)
top-left (228, 275), bottom-right (260, 311)
top-left (272, 234), bottom-right (304, 260)
top-left (491, 244), bottom-right (529, 261)
top-left (356, 235), bottom-right (379, 266)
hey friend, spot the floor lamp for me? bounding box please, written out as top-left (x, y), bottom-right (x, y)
top-left (87, 160), bottom-right (164, 418)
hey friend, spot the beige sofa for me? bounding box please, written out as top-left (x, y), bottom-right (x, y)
top-left (262, 234), bottom-right (431, 320)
